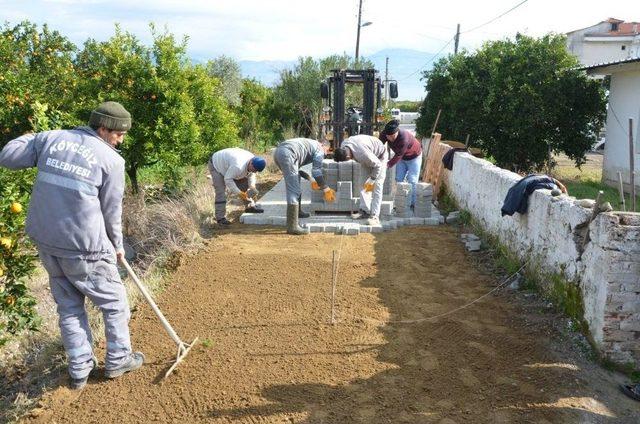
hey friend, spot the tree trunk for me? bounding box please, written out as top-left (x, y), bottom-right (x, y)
top-left (127, 165), bottom-right (139, 193)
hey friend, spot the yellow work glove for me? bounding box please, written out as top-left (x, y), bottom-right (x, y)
top-left (363, 178), bottom-right (375, 192)
top-left (239, 191), bottom-right (249, 201)
top-left (323, 187), bottom-right (336, 203)
top-left (311, 181), bottom-right (321, 191)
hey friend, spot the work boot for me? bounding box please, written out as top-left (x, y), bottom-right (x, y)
top-left (286, 204), bottom-right (308, 235)
top-left (217, 217), bottom-right (232, 226)
top-left (105, 352), bottom-right (145, 379)
top-left (298, 195), bottom-right (310, 218)
top-left (245, 205), bottom-right (264, 214)
top-left (351, 209), bottom-right (371, 220)
top-left (69, 357), bottom-right (98, 390)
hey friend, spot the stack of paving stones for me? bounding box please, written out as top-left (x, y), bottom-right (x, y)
top-left (310, 159), bottom-right (395, 215)
top-left (241, 160), bottom-right (444, 235)
top-left (414, 183), bottom-right (433, 218)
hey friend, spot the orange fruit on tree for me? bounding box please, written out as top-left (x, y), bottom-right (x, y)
top-left (0, 237), bottom-right (12, 250)
top-left (10, 202), bottom-right (22, 214)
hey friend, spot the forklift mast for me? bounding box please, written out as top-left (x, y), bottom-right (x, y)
top-left (320, 69), bottom-right (397, 151)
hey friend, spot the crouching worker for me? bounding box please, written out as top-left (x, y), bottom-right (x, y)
top-left (0, 101), bottom-right (144, 390)
top-left (208, 147), bottom-right (266, 225)
top-left (334, 134), bottom-right (388, 226)
top-left (273, 138), bottom-right (336, 235)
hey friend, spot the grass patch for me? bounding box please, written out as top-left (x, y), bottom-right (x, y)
top-left (564, 178), bottom-right (632, 211)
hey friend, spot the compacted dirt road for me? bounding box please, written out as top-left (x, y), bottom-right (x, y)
top-left (26, 226), bottom-right (639, 423)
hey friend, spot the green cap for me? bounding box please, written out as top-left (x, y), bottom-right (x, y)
top-left (89, 101), bottom-right (132, 131)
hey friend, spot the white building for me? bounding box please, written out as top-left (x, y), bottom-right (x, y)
top-left (583, 58), bottom-right (640, 194)
top-left (567, 18), bottom-right (640, 66)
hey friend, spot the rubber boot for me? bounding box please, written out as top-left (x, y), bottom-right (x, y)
top-left (298, 195), bottom-right (310, 218)
top-left (287, 204), bottom-right (307, 235)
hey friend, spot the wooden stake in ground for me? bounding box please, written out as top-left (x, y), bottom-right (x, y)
top-left (629, 118), bottom-right (636, 212)
top-left (618, 171), bottom-right (626, 212)
top-left (421, 109), bottom-right (442, 181)
top-left (330, 250), bottom-right (337, 325)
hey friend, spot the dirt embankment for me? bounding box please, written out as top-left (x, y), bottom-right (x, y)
top-left (25, 226), bottom-right (639, 423)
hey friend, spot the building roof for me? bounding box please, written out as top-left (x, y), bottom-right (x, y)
top-left (568, 18), bottom-right (640, 37)
top-left (579, 56), bottom-right (640, 74)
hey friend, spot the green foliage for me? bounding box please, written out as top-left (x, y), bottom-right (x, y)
top-left (0, 21), bottom-right (79, 146)
top-left (392, 100), bottom-right (421, 112)
top-left (0, 170), bottom-right (41, 346)
top-left (272, 54), bottom-right (374, 138)
top-left (236, 78), bottom-right (282, 150)
top-left (416, 34), bottom-right (606, 172)
top-left (74, 25), bottom-right (239, 191)
top-left (206, 55), bottom-right (243, 106)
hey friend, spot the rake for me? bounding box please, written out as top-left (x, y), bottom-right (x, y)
top-left (121, 258), bottom-right (198, 379)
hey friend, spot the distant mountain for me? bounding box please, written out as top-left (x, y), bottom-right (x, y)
top-left (237, 48), bottom-right (435, 101)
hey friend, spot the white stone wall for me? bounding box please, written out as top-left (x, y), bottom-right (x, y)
top-left (446, 152), bottom-right (640, 363)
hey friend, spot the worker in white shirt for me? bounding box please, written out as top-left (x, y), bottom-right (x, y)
top-left (208, 147), bottom-right (266, 225)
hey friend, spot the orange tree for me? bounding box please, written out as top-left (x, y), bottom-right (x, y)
top-left (0, 22), bottom-right (78, 343)
top-left (74, 25), bottom-right (239, 192)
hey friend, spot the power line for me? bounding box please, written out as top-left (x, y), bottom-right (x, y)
top-left (462, 0), bottom-right (529, 34)
top-left (397, 36), bottom-right (455, 81)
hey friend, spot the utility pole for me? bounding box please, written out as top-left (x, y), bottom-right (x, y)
top-left (454, 23), bottom-right (460, 54)
top-left (385, 56), bottom-right (389, 108)
top-left (355, 0), bottom-right (363, 61)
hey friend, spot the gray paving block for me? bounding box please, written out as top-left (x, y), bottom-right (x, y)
top-left (360, 225), bottom-right (372, 233)
top-left (307, 224), bottom-right (326, 233)
top-left (270, 216), bottom-right (287, 226)
top-left (371, 224), bottom-right (384, 233)
top-left (466, 239), bottom-right (482, 251)
top-left (407, 218), bottom-right (425, 225)
top-left (242, 214), bottom-right (269, 225)
top-left (424, 217), bottom-right (440, 226)
top-left (382, 220), bottom-right (397, 230)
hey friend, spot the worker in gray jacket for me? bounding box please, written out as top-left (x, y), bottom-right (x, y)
top-left (334, 134), bottom-right (388, 225)
top-left (208, 147), bottom-right (266, 225)
top-left (0, 102), bottom-right (144, 390)
top-left (273, 138), bottom-right (336, 235)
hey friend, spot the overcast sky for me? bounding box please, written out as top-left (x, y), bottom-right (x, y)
top-left (2, 0), bottom-right (638, 61)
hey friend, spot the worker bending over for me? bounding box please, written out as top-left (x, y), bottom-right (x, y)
top-left (334, 134), bottom-right (388, 225)
top-left (273, 138), bottom-right (336, 235)
top-left (0, 101), bottom-right (144, 389)
top-left (208, 147), bottom-right (266, 225)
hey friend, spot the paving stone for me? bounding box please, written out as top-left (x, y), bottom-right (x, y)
top-left (424, 217), bottom-right (440, 226)
top-left (307, 224), bottom-right (326, 233)
top-left (371, 224), bottom-right (384, 233)
top-left (466, 239), bottom-right (482, 251)
top-left (270, 216), bottom-right (287, 226)
top-left (407, 218), bottom-right (425, 225)
top-left (242, 214), bottom-right (268, 225)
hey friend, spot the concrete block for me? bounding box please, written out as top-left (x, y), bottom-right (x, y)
top-left (360, 225), bottom-right (372, 233)
top-left (270, 216), bottom-right (287, 226)
top-left (466, 239), bottom-right (482, 251)
top-left (242, 214), bottom-right (268, 225)
top-left (371, 224), bottom-right (384, 233)
top-left (439, 215), bottom-right (445, 224)
top-left (309, 224), bottom-right (328, 233)
top-left (424, 217), bottom-right (440, 226)
top-left (408, 218), bottom-right (425, 226)
top-left (382, 220), bottom-right (397, 230)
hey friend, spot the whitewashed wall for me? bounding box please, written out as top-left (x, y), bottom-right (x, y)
top-left (446, 152), bottom-right (640, 363)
